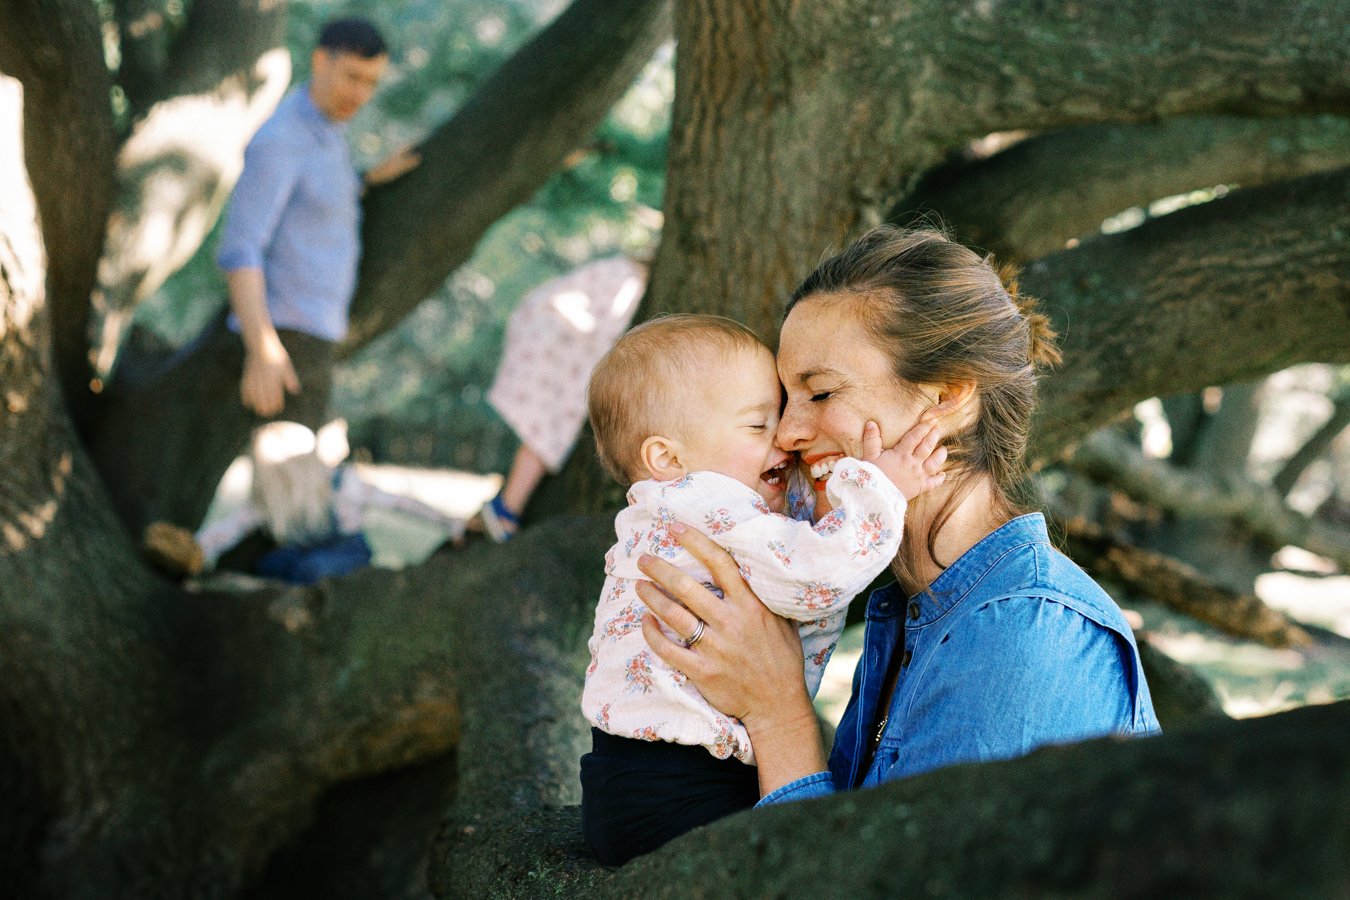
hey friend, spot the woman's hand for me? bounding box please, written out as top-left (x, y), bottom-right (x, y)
top-left (637, 523), bottom-right (828, 795)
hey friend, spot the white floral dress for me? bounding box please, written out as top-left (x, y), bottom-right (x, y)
top-left (486, 256), bottom-right (646, 472)
top-left (580, 459), bottom-right (906, 765)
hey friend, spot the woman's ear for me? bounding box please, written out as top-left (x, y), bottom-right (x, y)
top-left (639, 435), bottom-right (687, 482)
top-left (919, 380), bottom-right (978, 423)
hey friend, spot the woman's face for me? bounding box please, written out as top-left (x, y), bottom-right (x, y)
top-left (776, 293), bottom-right (931, 493)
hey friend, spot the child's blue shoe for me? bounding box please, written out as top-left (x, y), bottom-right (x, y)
top-left (479, 494), bottom-right (520, 543)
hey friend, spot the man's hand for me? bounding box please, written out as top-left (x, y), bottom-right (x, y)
top-left (241, 336), bottom-right (300, 418)
top-left (363, 144), bottom-right (421, 189)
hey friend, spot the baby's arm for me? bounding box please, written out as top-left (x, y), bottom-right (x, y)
top-left (654, 466), bottom-right (905, 622)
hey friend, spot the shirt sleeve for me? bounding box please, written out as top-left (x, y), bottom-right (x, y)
top-left (655, 460), bottom-right (906, 622)
top-left (194, 505), bottom-right (265, 567)
top-left (882, 594), bottom-right (1142, 782)
top-left (216, 131), bottom-right (303, 272)
top-left (755, 771), bottom-right (836, 807)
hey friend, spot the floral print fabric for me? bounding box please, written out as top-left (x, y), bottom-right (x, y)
top-left (581, 459), bottom-right (906, 765)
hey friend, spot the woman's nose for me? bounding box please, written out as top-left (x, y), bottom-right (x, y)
top-left (775, 401), bottom-right (812, 450)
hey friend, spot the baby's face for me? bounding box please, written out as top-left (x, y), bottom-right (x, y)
top-left (676, 346), bottom-right (791, 512)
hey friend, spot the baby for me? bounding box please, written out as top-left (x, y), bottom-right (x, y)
top-left (579, 314), bottom-right (945, 865)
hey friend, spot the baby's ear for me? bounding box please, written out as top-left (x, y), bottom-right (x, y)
top-left (639, 435), bottom-right (686, 483)
top-left (316, 418), bottom-right (350, 467)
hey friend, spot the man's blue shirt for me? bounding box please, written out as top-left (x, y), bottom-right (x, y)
top-left (217, 87), bottom-right (362, 342)
top-left (759, 513), bottom-right (1159, 806)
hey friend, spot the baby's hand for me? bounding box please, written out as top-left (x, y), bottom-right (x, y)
top-left (860, 421), bottom-right (946, 501)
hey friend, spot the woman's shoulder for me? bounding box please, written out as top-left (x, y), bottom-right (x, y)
top-left (961, 533), bottom-right (1134, 636)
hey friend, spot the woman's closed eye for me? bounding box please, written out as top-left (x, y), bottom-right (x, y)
top-left (810, 391), bottom-right (833, 402)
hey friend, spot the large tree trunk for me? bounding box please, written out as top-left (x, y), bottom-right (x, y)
top-left (0, 0), bottom-right (118, 425)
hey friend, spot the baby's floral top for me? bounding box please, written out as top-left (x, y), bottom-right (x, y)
top-left (581, 459), bottom-right (906, 765)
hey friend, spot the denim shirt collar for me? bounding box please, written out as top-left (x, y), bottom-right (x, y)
top-left (867, 513), bottom-right (1050, 626)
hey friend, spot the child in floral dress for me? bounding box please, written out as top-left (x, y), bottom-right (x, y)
top-left (579, 314), bottom-right (946, 865)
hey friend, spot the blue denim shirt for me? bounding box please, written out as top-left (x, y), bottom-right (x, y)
top-left (217, 87), bottom-right (362, 342)
top-left (759, 513), bottom-right (1158, 806)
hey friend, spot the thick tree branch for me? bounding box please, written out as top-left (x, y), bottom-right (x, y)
top-left (343, 0), bottom-right (673, 352)
top-left (901, 0), bottom-right (1350, 145)
top-left (440, 701), bottom-right (1350, 898)
top-left (605, 702), bottom-right (1350, 898)
top-left (893, 115), bottom-right (1350, 262)
top-left (1064, 428), bottom-right (1350, 572)
top-left (1025, 167), bottom-right (1350, 464)
top-left (0, 0), bottom-right (119, 424)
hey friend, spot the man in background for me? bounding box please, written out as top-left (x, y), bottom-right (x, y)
top-left (216, 16), bottom-right (417, 425)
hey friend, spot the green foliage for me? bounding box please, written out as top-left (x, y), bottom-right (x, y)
top-left (133, 1), bottom-right (673, 476)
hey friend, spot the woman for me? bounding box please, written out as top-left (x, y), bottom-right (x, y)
top-left (635, 226), bottom-right (1158, 805)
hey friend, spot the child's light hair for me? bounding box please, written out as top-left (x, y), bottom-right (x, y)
top-left (587, 314), bottom-right (767, 484)
top-left (249, 421), bottom-right (346, 546)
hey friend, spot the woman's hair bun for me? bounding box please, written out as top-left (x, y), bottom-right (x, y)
top-left (996, 260), bottom-right (1062, 369)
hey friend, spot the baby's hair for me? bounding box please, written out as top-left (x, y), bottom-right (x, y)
top-left (588, 314), bottom-right (767, 484)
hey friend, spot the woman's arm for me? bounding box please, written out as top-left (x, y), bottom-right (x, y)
top-left (637, 524), bottom-right (829, 797)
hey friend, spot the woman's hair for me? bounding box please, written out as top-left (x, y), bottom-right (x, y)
top-left (588, 314), bottom-right (767, 484)
top-left (787, 225), bottom-right (1061, 589)
top-left (249, 422), bottom-right (335, 547)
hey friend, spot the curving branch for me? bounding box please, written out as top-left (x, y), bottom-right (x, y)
top-left (1026, 167), bottom-right (1350, 463)
top-left (1064, 428), bottom-right (1350, 572)
top-left (1273, 384), bottom-right (1350, 496)
top-left (892, 115), bottom-right (1350, 262)
top-left (343, 0), bottom-right (673, 351)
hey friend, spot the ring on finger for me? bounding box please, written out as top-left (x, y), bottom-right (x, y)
top-left (685, 618), bottom-right (706, 648)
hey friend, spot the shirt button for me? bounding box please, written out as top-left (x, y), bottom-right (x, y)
top-left (907, 601), bottom-right (921, 620)
top-left (901, 649), bottom-right (913, 668)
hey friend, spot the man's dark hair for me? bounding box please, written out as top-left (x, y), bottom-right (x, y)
top-left (317, 17), bottom-right (387, 58)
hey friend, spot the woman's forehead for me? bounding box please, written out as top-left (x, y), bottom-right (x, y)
top-left (778, 295), bottom-right (882, 381)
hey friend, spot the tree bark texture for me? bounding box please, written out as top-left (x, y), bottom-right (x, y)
top-left (344, 0), bottom-right (673, 350)
top-left (600, 701), bottom-right (1350, 899)
top-left (434, 700), bottom-right (1350, 898)
top-left (893, 114), bottom-right (1350, 262)
top-left (1025, 167), bottom-right (1350, 465)
top-left (0, 0), bottom-right (119, 424)
top-left (646, 0), bottom-right (1350, 345)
